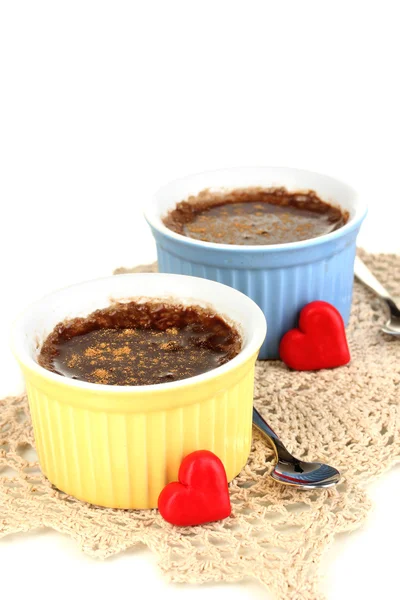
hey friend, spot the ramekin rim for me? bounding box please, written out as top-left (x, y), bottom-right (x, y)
top-left (11, 272), bottom-right (267, 395)
top-left (144, 166), bottom-right (368, 253)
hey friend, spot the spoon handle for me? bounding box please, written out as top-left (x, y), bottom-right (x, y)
top-left (252, 407), bottom-right (294, 463)
top-left (354, 256), bottom-right (400, 318)
top-left (354, 256), bottom-right (393, 301)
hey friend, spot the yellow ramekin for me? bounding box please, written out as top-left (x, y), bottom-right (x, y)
top-left (11, 273), bottom-right (266, 509)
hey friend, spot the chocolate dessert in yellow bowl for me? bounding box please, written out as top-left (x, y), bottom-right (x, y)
top-left (11, 273), bottom-right (266, 509)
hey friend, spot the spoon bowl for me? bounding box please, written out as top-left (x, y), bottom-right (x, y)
top-left (381, 312), bottom-right (400, 336)
top-left (253, 408), bottom-right (341, 489)
top-left (270, 460), bottom-right (341, 489)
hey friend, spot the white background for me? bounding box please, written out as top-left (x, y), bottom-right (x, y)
top-left (0, 2), bottom-right (399, 599)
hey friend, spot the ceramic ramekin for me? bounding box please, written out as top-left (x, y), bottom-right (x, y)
top-left (145, 167), bottom-right (367, 359)
top-left (11, 273), bottom-right (266, 509)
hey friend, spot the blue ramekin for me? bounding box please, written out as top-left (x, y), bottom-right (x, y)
top-left (145, 167), bottom-right (367, 359)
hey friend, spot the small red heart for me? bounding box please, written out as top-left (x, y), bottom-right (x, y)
top-left (158, 450), bottom-right (231, 526)
top-left (279, 301), bottom-right (350, 371)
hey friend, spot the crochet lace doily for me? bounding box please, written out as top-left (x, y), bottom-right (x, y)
top-left (1, 250), bottom-right (399, 600)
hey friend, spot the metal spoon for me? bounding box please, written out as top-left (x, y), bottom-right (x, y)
top-left (253, 408), bottom-right (341, 489)
top-left (354, 256), bottom-right (400, 336)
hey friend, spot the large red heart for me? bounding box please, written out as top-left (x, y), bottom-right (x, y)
top-left (158, 450), bottom-right (231, 526)
top-left (279, 300), bottom-right (350, 371)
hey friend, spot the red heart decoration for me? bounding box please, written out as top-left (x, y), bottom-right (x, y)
top-left (158, 450), bottom-right (231, 526)
top-left (279, 300), bottom-right (350, 371)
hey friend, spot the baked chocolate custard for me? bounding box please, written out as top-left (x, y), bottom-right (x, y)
top-left (163, 187), bottom-right (348, 245)
top-left (38, 300), bottom-right (241, 386)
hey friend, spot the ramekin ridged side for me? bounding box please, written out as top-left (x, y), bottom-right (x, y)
top-left (22, 356), bottom-right (256, 509)
top-left (153, 226), bottom-right (360, 359)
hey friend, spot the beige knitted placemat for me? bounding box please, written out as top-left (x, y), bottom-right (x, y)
top-left (1, 250), bottom-right (399, 600)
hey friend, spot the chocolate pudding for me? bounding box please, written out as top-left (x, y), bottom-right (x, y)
top-left (163, 187), bottom-right (348, 245)
top-left (38, 300), bottom-right (241, 386)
